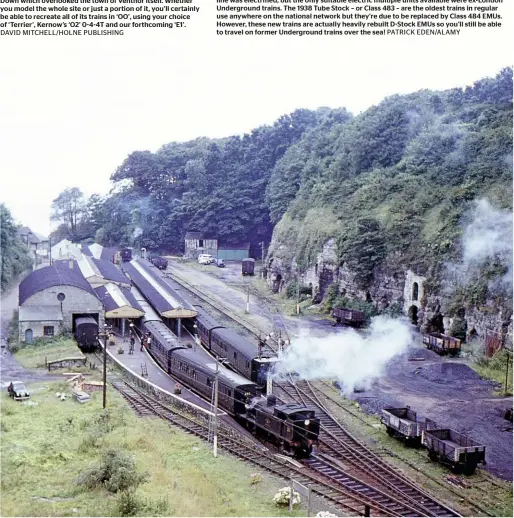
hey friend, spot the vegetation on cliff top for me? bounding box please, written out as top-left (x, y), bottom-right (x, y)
top-left (50, 69), bottom-right (512, 307)
top-left (0, 204), bottom-right (33, 292)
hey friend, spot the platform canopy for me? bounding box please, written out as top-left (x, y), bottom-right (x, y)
top-left (95, 283), bottom-right (144, 319)
top-left (77, 254), bottom-right (130, 288)
top-left (123, 259), bottom-right (197, 319)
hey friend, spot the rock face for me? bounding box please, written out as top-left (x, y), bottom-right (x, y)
top-left (267, 236), bottom-right (513, 349)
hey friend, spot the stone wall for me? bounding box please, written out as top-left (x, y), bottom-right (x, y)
top-left (20, 285), bottom-right (104, 341)
top-left (19, 320), bottom-right (64, 343)
top-left (266, 235), bottom-right (513, 348)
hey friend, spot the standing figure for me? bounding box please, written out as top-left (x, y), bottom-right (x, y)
top-left (129, 334), bottom-right (135, 355)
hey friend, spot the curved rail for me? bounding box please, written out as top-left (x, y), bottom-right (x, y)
top-left (111, 378), bottom-right (414, 517)
top-left (275, 380), bottom-right (460, 517)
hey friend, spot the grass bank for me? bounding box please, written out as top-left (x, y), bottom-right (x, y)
top-left (468, 349), bottom-right (513, 395)
top-left (1, 381), bottom-right (310, 517)
top-left (13, 337), bottom-right (85, 370)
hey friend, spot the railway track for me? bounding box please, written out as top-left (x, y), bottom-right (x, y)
top-left (110, 377), bottom-right (426, 517)
top-left (154, 264), bottom-right (464, 516)
top-left (163, 268), bottom-right (283, 349)
top-left (274, 380), bottom-right (460, 517)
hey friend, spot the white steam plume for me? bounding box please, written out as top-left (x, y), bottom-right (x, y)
top-left (273, 316), bottom-right (414, 394)
top-left (463, 199), bottom-right (512, 268)
top-left (447, 199), bottom-right (513, 289)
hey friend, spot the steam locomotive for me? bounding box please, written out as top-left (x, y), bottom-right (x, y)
top-left (133, 289), bottom-right (319, 457)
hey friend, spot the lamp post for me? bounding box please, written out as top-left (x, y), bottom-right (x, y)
top-left (193, 323), bottom-right (198, 351)
top-left (97, 323), bottom-right (111, 409)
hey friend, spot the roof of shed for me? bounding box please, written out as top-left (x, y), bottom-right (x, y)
top-left (92, 258), bottom-right (129, 285)
top-left (18, 227), bottom-right (41, 244)
top-left (95, 284), bottom-right (144, 314)
top-left (19, 260), bottom-right (97, 305)
top-left (184, 231), bottom-right (218, 240)
top-left (122, 259), bottom-right (197, 318)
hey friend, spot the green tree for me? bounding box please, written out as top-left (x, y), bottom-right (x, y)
top-left (51, 187), bottom-right (87, 241)
top-left (0, 204), bottom-right (32, 291)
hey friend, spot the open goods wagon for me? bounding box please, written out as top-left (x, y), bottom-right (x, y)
top-left (381, 406), bottom-right (437, 445)
top-left (422, 428), bottom-right (486, 475)
top-left (332, 307), bottom-right (365, 328)
top-left (422, 332), bottom-right (461, 356)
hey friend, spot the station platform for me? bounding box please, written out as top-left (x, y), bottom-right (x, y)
top-left (107, 334), bottom-right (262, 445)
top-left (108, 334), bottom-right (223, 415)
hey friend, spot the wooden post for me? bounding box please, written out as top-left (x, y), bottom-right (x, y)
top-left (505, 351), bottom-right (510, 394)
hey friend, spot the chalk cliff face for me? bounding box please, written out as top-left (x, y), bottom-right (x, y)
top-left (266, 237), bottom-right (513, 349)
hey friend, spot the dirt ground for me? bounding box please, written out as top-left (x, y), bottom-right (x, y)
top-left (167, 259), bottom-right (514, 482)
top-left (0, 279), bottom-right (61, 388)
top-left (351, 346), bottom-right (513, 481)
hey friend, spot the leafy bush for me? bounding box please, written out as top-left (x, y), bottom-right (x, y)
top-left (273, 487), bottom-right (301, 507)
top-left (117, 490), bottom-right (144, 516)
top-left (77, 448), bottom-right (149, 493)
top-left (285, 280), bottom-right (312, 300)
top-left (323, 282), bottom-right (340, 312)
top-left (250, 472), bottom-right (263, 485)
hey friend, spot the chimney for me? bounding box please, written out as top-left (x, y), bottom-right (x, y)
top-left (266, 394), bottom-right (276, 407)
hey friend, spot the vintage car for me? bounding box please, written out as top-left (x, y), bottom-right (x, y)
top-left (7, 381), bottom-right (30, 400)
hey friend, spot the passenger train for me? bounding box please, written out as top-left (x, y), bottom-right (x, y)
top-left (132, 288), bottom-right (319, 457)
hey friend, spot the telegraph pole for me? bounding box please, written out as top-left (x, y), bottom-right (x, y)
top-left (213, 356), bottom-right (226, 458)
top-left (246, 284), bottom-right (250, 314)
top-left (97, 323), bottom-right (111, 409)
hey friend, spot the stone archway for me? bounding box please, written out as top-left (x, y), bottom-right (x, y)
top-left (408, 305), bottom-right (419, 326)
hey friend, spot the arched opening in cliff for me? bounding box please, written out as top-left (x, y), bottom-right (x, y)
top-left (272, 274), bottom-right (282, 294)
top-left (408, 305), bottom-right (419, 326)
top-left (412, 282), bottom-right (419, 301)
top-left (428, 313), bottom-right (444, 334)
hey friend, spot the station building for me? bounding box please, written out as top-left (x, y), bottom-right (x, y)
top-left (18, 259), bottom-right (105, 344)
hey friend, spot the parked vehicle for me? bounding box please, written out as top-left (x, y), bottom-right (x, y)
top-left (332, 307), bottom-right (365, 327)
top-left (198, 254), bottom-right (215, 265)
top-left (151, 256), bottom-right (168, 270)
top-left (381, 406), bottom-right (437, 445)
top-left (242, 258), bottom-right (255, 276)
top-left (7, 381), bottom-right (30, 400)
top-left (216, 258), bottom-right (225, 267)
top-left (422, 333), bottom-right (461, 356)
top-left (422, 428), bottom-right (486, 475)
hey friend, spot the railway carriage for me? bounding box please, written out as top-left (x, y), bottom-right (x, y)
top-left (75, 316), bottom-right (99, 351)
top-left (136, 288), bottom-right (319, 457)
top-left (193, 306), bottom-right (279, 386)
top-left (422, 333), bottom-right (461, 356)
